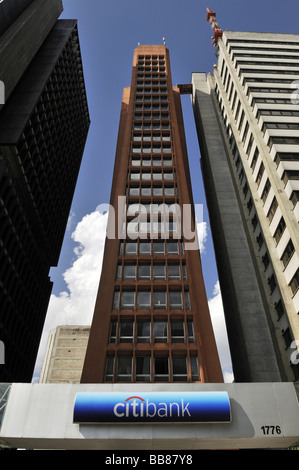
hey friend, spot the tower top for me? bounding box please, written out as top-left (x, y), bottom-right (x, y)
top-left (206, 7), bottom-right (223, 47)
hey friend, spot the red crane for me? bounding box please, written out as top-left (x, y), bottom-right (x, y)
top-left (206, 7), bottom-right (223, 47)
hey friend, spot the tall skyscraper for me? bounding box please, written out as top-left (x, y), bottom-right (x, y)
top-left (81, 45), bottom-right (223, 384)
top-left (0, 0), bottom-right (90, 383)
top-left (192, 15), bottom-right (299, 383)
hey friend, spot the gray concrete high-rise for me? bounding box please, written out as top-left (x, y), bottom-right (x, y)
top-left (0, 0), bottom-right (90, 382)
top-left (192, 29), bottom-right (299, 383)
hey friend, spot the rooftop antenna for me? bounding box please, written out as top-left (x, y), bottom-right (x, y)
top-left (206, 7), bottom-right (223, 48)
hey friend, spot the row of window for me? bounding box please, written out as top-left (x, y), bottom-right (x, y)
top-left (135, 103), bottom-right (168, 110)
top-left (128, 185), bottom-right (177, 197)
top-left (134, 123), bottom-right (170, 130)
top-left (105, 354), bottom-right (200, 382)
top-left (138, 55), bottom-right (165, 61)
top-left (248, 87), bottom-right (294, 94)
top-left (229, 43), bottom-right (299, 53)
top-left (240, 68), bottom-right (299, 75)
top-left (132, 147), bottom-right (172, 155)
top-left (233, 53), bottom-right (299, 60)
top-left (129, 171), bottom-right (175, 181)
top-left (113, 290), bottom-right (191, 311)
top-left (109, 318), bottom-right (194, 344)
top-left (119, 239), bottom-right (185, 256)
top-left (134, 113), bottom-right (169, 121)
top-left (126, 220), bottom-right (180, 236)
top-left (116, 262), bottom-right (187, 281)
top-left (269, 136), bottom-right (299, 149)
top-left (135, 95), bottom-right (168, 102)
top-left (131, 156), bottom-right (173, 167)
top-left (137, 73), bottom-right (166, 80)
top-left (237, 60), bottom-right (299, 68)
top-left (136, 87), bottom-right (168, 94)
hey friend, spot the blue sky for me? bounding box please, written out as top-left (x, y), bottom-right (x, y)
top-left (34, 0), bottom-right (299, 380)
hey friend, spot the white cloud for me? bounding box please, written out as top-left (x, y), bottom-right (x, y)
top-left (33, 208), bottom-right (233, 384)
top-left (196, 221), bottom-right (208, 252)
top-left (208, 281), bottom-right (234, 383)
top-left (33, 208), bottom-right (108, 380)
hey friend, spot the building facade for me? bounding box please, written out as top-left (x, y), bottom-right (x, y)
top-left (39, 326), bottom-right (90, 384)
top-left (0, 0), bottom-right (90, 383)
top-left (81, 45), bottom-right (223, 384)
top-left (192, 30), bottom-right (299, 382)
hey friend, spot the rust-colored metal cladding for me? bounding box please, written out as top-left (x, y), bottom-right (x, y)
top-left (81, 45), bottom-right (223, 384)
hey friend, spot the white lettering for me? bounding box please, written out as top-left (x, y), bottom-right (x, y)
top-left (146, 400), bottom-right (156, 417)
top-left (169, 401), bottom-right (180, 417)
top-left (113, 397), bottom-right (192, 420)
top-left (113, 403), bottom-right (125, 417)
top-left (181, 399), bottom-right (191, 417)
top-left (157, 402), bottom-right (167, 417)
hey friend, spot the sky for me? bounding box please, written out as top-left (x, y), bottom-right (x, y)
top-left (33, 0), bottom-right (299, 383)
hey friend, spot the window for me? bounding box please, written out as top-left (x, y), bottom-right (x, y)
top-left (261, 179), bottom-right (270, 204)
top-left (125, 242), bottom-right (137, 255)
top-left (190, 356), bottom-right (200, 381)
top-left (116, 264), bottom-right (122, 280)
top-left (185, 291), bottom-right (191, 309)
top-left (116, 356), bottom-right (132, 382)
top-left (153, 291), bottom-right (167, 309)
top-left (123, 265), bottom-right (136, 280)
top-left (121, 291), bottom-right (135, 310)
top-left (153, 186), bottom-right (163, 196)
top-left (139, 241), bottom-right (151, 255)
top-left (136, 356), bottom-right (151, 382)
top-left (105, 356), bottom-right (115, 382)
top-left (281, 239), bottom-right (295, 268)
top-left (137, 291), bottom-right (151, 309)
top-left (153, 265), bottom-right (166, 279)
top-left (153, 241), bottom-right (165, 254)
top-left (172, 357), bottom-right (188, 382)
top-left (138, 264), bottom-right (151, 280)
top-left (129, 187), bottom-right (139, 196)
top-left (275, 299), bottom-right (285, 320)
top-left (164, 186), bottom-right (175, 196)
top-left (167, 241), bottom-right (179, 254)
top-left (268, 274), bottom-right (276, 294)
top-left (141, 187), bottom-right (151, 196)
top-left (113, 291), bottom-right (120, 310)
top-left (137, 320), bottom-right (151, 343)
top-left (274, 218), bottom-right (286, 245)
top-left (168, 264), bottom-right (181, 280)
top-left (119, 320), bottom-right (134, 343)
top-left (154, 356), bottom-right (169, 381)
top-left (289, 269), bottom-right (299, 296)
top-left (267, 197), bottom-right (278, 224)
top-left (171, 320), bottom-right (185, 343)
top-left (109, 320), bottom-right (117, 343)
top-left (282, 328), bottom-right (293, 349)
top-left (187, 321), bottom-right (195, 343)
top-left (154, 321), bottom-right (168, 342)
top-left (169, 291), bottom-right (183, 309)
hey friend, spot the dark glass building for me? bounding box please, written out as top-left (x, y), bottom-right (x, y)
top-left (0, 1), bottom-right (90, 382)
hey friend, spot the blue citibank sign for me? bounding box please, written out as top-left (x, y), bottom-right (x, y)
top-left (73, 392), bottom-right (231, 424)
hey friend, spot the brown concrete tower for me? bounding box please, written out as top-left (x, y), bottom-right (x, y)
top-left (81, 45), bottom-right (223, 384)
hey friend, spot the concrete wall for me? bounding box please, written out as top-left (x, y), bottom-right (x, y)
top-left (191, 73), bottom-right (282, 383)
top-left (39, 326), bottom-right (90, 384)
